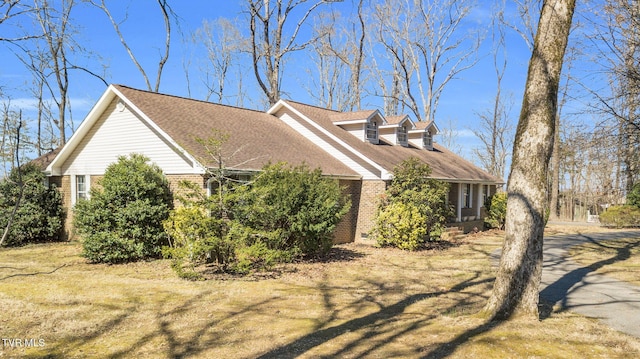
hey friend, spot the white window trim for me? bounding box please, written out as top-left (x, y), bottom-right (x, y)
top-left (365, 121), bottom-right (378, 142)
top-left (423, 132), bottom-right (433, 149)
top-left (398, 125), bottom-right (408, 145)
top-left (71, 174), bottom-right (90, 205)
top-left (463, 183), bottom-right (472, 209)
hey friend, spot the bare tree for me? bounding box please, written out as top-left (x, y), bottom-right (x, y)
top-left (308, 0), bottom-right (366, 111)
top-left (32, 0), bottom-right (73, 145)
top-left (472, 3), bottom-right (513, 180)
top-left (0, 1), bottom-right (38, 42)
top-left (246, 0), bottom-right (332, 106)
top-left (192, 18), bottom-right (246, 105)
top-left (86, 0), bottom-right (175, 92)
top-left (373, 0), bottom-right (481, 122)
top-left (581, 0), bottom-right (640, 192)
top-left (0, 115), bottom-right (23, 247)
top-left (483, 0), bottom-right (576, 321)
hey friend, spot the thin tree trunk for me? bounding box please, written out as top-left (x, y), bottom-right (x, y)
top-left (483, 0), bottom-right (576, 321)
top-left (0, 118), bottom-right (23, 247)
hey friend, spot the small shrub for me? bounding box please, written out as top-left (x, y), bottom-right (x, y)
top-left (599, 205), bottom-right (640, 228)
top-left (74, 154), bottom-right (173, 263)
top-left (370, 158), bottom-right (451, 250)
top-left (485, 192), bottom-right (507, 230)
top-left (0, 163), bottom-right (64, 246)
top-left (162, 206), bottom-right (234, 279)
top-left (372, 202), bottom-right (427, 251)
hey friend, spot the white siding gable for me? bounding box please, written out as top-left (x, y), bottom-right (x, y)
top-left (61, 98), bottom-right (197, 176)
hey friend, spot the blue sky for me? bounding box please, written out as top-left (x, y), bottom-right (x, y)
top-left (1, 0), bottom-right (600, 176)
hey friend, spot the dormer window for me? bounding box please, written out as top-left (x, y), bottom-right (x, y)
top-left (398, 125), bottom-right (408, 145)
top-left (366, 121), bottom-right (378, 141)
top-left (423, 132), bottom-right (433, 150)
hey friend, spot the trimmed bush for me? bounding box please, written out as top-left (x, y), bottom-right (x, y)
top-left (74, 154), bottom-right (173, 263)
top-left (485, 191), bottom-right (507, 229)
top-left (372, 202), bottom-right (427, 251)
top-left (0, 163), bottom-right (64, 246)
top-left (599, 205), bottom-right (640, 228)
top-left (370, 157), bottom-right (451, 250)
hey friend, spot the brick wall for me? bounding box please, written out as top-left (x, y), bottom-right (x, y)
top-left (355, 179), bottom-right (387, 243)
top-left (332, 179), bottom-right (361, 244)
top-left (166, 174), bottom-right (208, 206)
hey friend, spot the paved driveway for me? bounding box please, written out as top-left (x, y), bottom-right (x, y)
top-left (539, 230), bottom-right (640, 337)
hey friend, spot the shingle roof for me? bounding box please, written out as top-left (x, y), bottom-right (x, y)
top-left (329, 110), bottom-right (377, 122)
top-left (113, 85), bottom-right (359, 178)
top-left (30, 147), bottom-right (62, 170)
top-left (284, 101), bottom-right (503, 183)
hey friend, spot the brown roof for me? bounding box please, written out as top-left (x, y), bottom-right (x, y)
top-left (30, 147), bottom-right (62, 170)
top-left (329, 110), bottom-right (377, 122)
top-left (113, 85), bottom-right (359, 178)
top-left (284, 101), bottom-right (502, 183)
top-left (384, 115), bottom-right (408, 125)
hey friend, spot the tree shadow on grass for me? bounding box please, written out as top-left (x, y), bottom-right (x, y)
top-left (256, 271), bottom-right (494, 359)
top-left (0, 264), bottom-right (66, 281)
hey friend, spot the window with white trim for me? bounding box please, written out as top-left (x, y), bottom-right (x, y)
top-left (481, 185), bottom-right (489, 207)
top-left (366, 121), bottom-right (378, 141)
top-left (463, 183), bottom-right (472, 208)
top-left (76, 175), bottom-right (88, 201)
top-left (398, 125), bottom-right (408, 144)
top-left (423, 132), bottom-right (433, 149)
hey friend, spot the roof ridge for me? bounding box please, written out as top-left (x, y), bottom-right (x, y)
top-left (112, 84), bottom-right (267, 115)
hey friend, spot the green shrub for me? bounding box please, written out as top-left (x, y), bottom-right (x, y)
top-left (370, 157), bottom-right (451, 250)
top-left (229, 163), bottom-right (351, 258)
top-left (163, 162), bottom-right (349, 278)
top-left (74, 154), bottom-right (173, 263)
top-left (372, 202), bottom-right (427, 251)
top-left (485, 191), bottom-right (507, 229)
top-left (599, 205), bottom-right (640, 228)
top-left (627, 183), bottom-right (640, 208)
top-left (0, 163), bottom-right (64, 246)
top-left (162, 206), bottom-right (234, 279)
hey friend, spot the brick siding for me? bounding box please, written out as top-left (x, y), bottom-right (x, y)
top-left (354, 180), bottom-right (387, 243)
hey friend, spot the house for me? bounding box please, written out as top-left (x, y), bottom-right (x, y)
top-left (44, 84), bottom-right (502, 242)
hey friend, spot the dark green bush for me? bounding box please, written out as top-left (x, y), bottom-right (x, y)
top-left (74, 154), bottom-right (173, 263)
top-left (0, 163), bottom-right (64, 246)
top-left (229, 162), bottom-right (351, 258)
top-left (370, 157), bottom-right (451, 250)
top-left (485, 191), bottom-right (507, 229)
top-left (599, 205), bottom-right (640, 228)
top-left (627, 183), bottom-right (640, 208)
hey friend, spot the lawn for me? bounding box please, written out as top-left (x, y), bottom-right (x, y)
top-left (1, 227), bottom-right (639, 358)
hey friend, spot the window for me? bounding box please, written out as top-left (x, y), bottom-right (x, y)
top-left (463, 183), bottom-right (472, 208)
top-left (76, 175), bottom-right (88, 200)
top-left (423, 132), bottom-right (433, 149)
top-left (482, 185), bottom-right (489, 207)
top-left (398, 125), bottom-right (408, 144)
top-left (366, 121), bottom-right (378, 141)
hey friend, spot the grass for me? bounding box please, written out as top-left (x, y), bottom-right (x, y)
top-left (568, 235), bottom-right (640, 286)
top-left (0, 227), bottom-right (639, 358)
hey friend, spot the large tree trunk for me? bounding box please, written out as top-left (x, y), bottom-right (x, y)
top-left (483, 0), bottom-right (576, 321)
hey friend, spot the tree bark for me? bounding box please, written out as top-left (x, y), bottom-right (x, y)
top-left (483, 0), bottom-right (576, 321)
